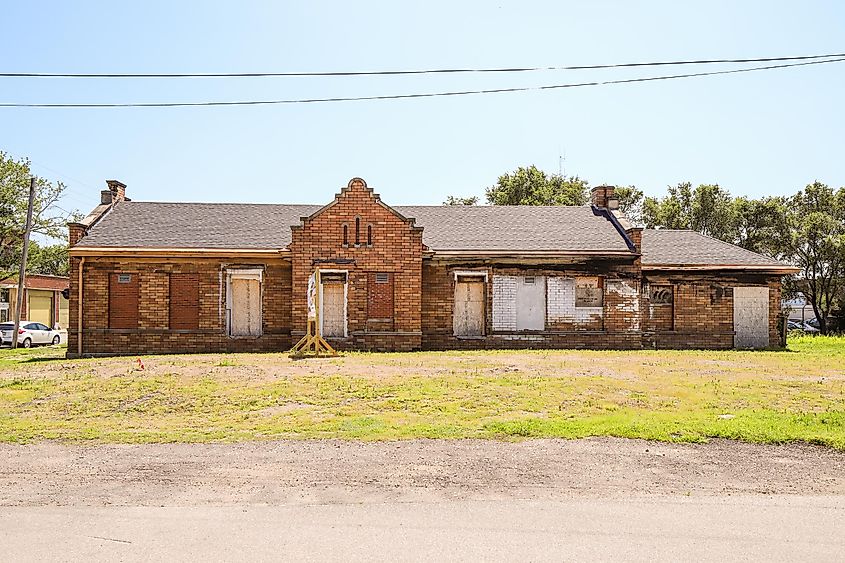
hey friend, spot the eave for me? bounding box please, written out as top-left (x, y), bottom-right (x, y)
top-left (429, 249), bottom-right (637, 259)
top-left (642, 263), bottom-right (799, 274)
top-left (70, 246), bottom-right (289, 259)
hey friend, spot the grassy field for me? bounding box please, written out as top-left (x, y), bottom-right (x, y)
top-left (0, 337), bottom-right (843, 448)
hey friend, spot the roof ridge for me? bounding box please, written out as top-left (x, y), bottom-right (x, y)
top-left (120, 201), bottom-right (322, 207)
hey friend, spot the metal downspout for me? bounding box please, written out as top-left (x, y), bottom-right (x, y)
top-left (77, 257), bottom-right (84, 356)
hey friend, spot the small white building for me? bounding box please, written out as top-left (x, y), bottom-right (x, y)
top-left (782, 293), bottom-right (815, 322)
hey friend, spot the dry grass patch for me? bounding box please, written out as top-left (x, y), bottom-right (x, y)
top-left (0, 336), bottom-right (843, 448)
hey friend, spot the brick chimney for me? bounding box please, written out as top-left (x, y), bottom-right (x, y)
top-left (68, 222), bottom-right (86, 246)
top-left (102, 179), bottom-right (127, 204)
top-left (590, 185), bottom-right (619, 209)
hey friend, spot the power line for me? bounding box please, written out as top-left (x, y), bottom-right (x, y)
top-left (1, 57), bottom-right (842, 109)
top-left (1, 52), bottom-right (843, 78)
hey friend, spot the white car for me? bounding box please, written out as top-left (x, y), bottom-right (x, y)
top-left (0, 321), bottom-right (62, 348)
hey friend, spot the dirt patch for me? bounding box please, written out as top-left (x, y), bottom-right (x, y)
top-left (0, 438), bottom-right (842, 507)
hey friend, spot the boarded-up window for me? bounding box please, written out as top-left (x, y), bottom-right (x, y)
top-left (575, 278), bottom-right (603, 308)
top-left (648, 284), bottom-right (674, 331)
top-left (170, 273), bottom-right (199, 330)
top-left (109, 272), bottom-right (139, 329)
top-left (368, 272), bottom-right (394, 319)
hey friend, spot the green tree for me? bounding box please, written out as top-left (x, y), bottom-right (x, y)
top-left (731, 196), bottom-right (790, 256)
top-left (0, 151), bottom-right (76, 278)
top-left (443, 195), bottom-right (478, 205)
top-left (783, 181), bottom-right (845, 334)
top-left (641, 182), bottom-right (737, 241)
top-left (485, 165), bottom-right (589, 206)
top-left (613, 185), bottom-right (644, 225)
top-left (28, 242), bottom-right (70, 276)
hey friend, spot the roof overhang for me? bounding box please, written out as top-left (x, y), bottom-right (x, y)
top-left (428, 250), bottom-right (638, 263)
top-left (642, 263), bottom-right (799, 274)
top-left (70, 246), bottom-right (289, 259)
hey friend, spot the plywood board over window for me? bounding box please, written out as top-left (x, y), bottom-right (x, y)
top-left (575, 278), bottom-right (603, 308)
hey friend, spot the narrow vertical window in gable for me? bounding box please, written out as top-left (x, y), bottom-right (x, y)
top-left (367, 224), bottom-right (373, 246)
top-left (342, 224), bottom-right (348, 246)
top-left (355, 217), bottom-right (361, 246)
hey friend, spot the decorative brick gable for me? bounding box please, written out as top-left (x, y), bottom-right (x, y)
top-left (287, 178), bottom-right (424, 351)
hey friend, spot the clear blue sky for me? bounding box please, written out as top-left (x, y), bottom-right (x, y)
top-left (2, 1), bottom-right (844, 217)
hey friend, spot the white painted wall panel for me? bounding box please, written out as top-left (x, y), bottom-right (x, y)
top-left (547, 277), bottom-right (603, 325)
top-left (492, 276), bottom-right (518, 331)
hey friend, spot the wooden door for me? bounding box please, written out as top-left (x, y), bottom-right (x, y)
top-left (454, 281), bottom-right (484, 336)
top-left (230, 278), bottom-right (261, 336)
top-left (733, 286), bottom-right (769, 348)
top-left (516, 276), bottom-right (545, 331)
top-left (321, 282), bottom-right (346, 338)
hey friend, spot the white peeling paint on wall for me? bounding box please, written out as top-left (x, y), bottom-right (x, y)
top-left (547, 277), bottom-right (603, 325)
top-left (492, 275), bottom-right (518, 331)
top-left (606, 279), bottom-right (640, 331)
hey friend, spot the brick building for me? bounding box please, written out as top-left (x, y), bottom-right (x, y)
top-left (66, 178), bottom-right (796, 357)
top-left (0, 274), bottom-right (69, 329)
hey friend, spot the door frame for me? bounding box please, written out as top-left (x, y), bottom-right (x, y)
top-left (453, 270), bottom-right (488, 337)
top-left (226, 268), bottom-right (264, 337)
top-left (319, 269), bottom-right (348, 338)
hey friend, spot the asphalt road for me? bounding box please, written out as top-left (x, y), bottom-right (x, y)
top-left (2, 439), bottom-right (843, 561)
top-left (3, 496), bottom-right (844, 562)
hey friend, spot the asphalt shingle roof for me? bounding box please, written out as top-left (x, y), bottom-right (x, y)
top-left (640, 229), bottom-right (789, 268)
top-left (80, 203), bottom-right (321, 249)
top-left (397, 205), bottom-right (631, 252)
top-left (78, 202), bottom-right (633, 253)
top-left (76, 202), bottom-right (792, 268)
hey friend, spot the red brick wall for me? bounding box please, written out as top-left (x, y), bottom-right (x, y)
top-left (170, 273), bottom-right (199, 330)
top-left (366, 272), bottom-right (395, 332)
top-left (641, 272), bottom-right (782, 349)
top-left (421, 262), bottom-right (644, 350)
top-left (108, 273), bottom-right (139, 329)
top-left (287, 178), bottom-right (423, 351)
top-left (68, 258), bottom-right (292, 356)
top-left (65, 178), bottom-right (788, 355)
top-left (68, 224), bottom-right (86, 246)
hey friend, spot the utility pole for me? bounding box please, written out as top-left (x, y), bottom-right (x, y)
top-left (12, 177), bottom-right (36, 349)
